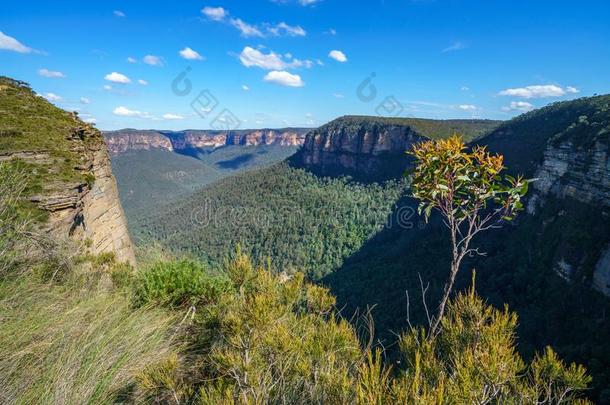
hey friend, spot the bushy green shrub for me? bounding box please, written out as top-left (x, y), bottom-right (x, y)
top-left (133, 259), bottom-right (231, 308)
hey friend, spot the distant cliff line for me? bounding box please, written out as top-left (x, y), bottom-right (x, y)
top-left (104, 128), bottom-right (311, 154)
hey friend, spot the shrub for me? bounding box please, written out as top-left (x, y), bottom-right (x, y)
top-left (133, 259), bottom-right (231, 308)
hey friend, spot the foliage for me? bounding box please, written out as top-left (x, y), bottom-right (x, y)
top-left (133, 259), bottom-right (232, 308)
top-left (410, 135), bottom-right (528, 332)
top-left (0, 259), bottom-right (176, 404)
top-left (134, 162), bottom-right (407, 280)
top-left (394, 283), bottom-right (591, 404)
top-left (133, 252), bottom-right (590, 404)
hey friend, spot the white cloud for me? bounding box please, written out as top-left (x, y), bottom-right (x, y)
top-left (333, 93), bottom-right (344, 98)
top-left (138, 79), bottom-right (148, 85)
top-left (263, 71), bottom-right (304, 87)
top-left (38, 69), bottom-right (65, 78)
top-left (127, 56), bottom-right (137, 63)
top-left (143, 55), bottom-right (163, 66)
top-left (162, 113), bottom-right (185, 120)
top-left (204, 7), bottom-right (305, 38)
top-left (113, 10), bottom-right (125, 17)
top-left (457, 104), bottom-right (478, 111)
top-left (327, 28), bottom-right (337, 35)
top-left (498, 85), bottom-right (578, 99)
top-left (239, 47), bottom-right (314, 70)
top-left (442, 41), bottom-right (467, 52)
top-left (84, 117), bottom-right (97, 124)
top-left (230, 18), bottom-right (264, 37)
top-left (202, 6), bottom-right (227, 21)
top-left (272, 0), bottom-right (322, 5)
top-left (43, 93), bottom-right (62, 102)
top-left (103, 84), bottom-right (112, 91)
top-left (80, 97), bottom-right (91, 104)
top-left (328, 50), bottom-right (347, 62)
top-left (113, 106), bottom-right (147, 117)
top-left (239, 46), bottom-right (287, 70)
top-left (268, 22), bottom-right (306, 37)
top-left (104, 72), bottom-right (131, 84)
top-left (461, 86), bottom-right (470, 91)
top-left (502, 101), bottom-right (535, 112)
top-left (242, 84), bottom-right (249, 91)
top-left (179, 47), bottom-right (204, 60)
top-left (0, 31), bottom-right (33, 53)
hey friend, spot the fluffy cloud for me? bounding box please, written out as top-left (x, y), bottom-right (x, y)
top-left (502, 101), bottom-right (535, 112)
top-left (498, 85), bottom-right (579, 99)
top-left (80, 97), bottom-right (91, 104)
top-left (202, 6), bottom-right (227, 21)
top-left (113, 106), bottom-right (147, 117)
top-left (0, 31), bottom-right (33, 53)
top-left (263, 71), bottom-right (304, 87)
top-left (230, 18), bottom-right (264, 37)
top-left (138, 79), bottom-right (148, 85)
top-left (113, 10), bottom-right (125, 17)
top-left (43, 93), bottom-right (62, 102)
top-left (162, 113), bottom-right (185, 120)
top-left (104, 72), bottom-right (131, 84)
top-left (84, 118), bottom-right (97, 124)
top-left (239, 46), bottom-right (313, 70)
top-left (179, 47), bottom-right (204, 60)
top-left (457, 104), bottom-right (478, 111)
top-left (240, 46), bottom-right (287, 70)
top-left (38, 69), bottom-right (65, 78)
top-left (328, 50), bottom-right (347, 62)
top-left (143, 55), bottom-right (163, 66)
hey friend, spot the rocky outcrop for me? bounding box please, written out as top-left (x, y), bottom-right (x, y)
top-left (294, 116), bottom-right (502, 179)
top-left (33, 125), bottom-right (135, 265)
top-left (532, 140), bottom-right (610, 207)
top-left (296, 119), bottom-right (423, 179)
top-left (104, 128), bottom-right (309, 154)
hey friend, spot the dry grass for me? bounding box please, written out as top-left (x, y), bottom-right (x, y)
top-left (0, 271), bottom-right (177, 404)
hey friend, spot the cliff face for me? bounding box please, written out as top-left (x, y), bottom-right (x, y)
top-left (295, 116), bottom-right (501, 179)
top-left (104, 128), bottom-right (309, 154)
top-left (28, 125), bottom-right (136, 265)
top-left (483, 95), bottom-right (610, 296)
top-left (0, 77), bottom-right (135, 265)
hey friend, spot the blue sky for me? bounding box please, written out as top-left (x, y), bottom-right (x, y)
top-left (1, 0), bottom-right (609, 130)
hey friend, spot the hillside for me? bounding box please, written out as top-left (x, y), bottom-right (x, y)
top-left (109, 144), bottom-right (300, 219)
top-left (133, 162), bottom-right (407, 279)
top-left (0, 76), bottom-right (134, 263)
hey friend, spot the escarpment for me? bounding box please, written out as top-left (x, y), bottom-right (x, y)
top-left (0, 77), bottom-right (135, 265)
top-left (104, 128), bottom-right (310, 154)
top-left (293, 116), bottom-right (501, 180)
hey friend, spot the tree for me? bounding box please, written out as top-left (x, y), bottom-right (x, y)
top-left (409, 135), bottom-right (529, 334)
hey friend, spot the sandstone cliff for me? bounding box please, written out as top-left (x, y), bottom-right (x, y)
top-left (294, 116), bottom-right (501, 179)
top-left (0, 77), bottom-right (135, 265)
top-left (483, 95), bottom-right (610, 296)
top-left (104, 128), bottom-right (309, 154)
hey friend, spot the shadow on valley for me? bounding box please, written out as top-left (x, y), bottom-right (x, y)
top-left (322, 195), bottom-right (610, 401)
top-left (216, 153), bottom-right (255, 169)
